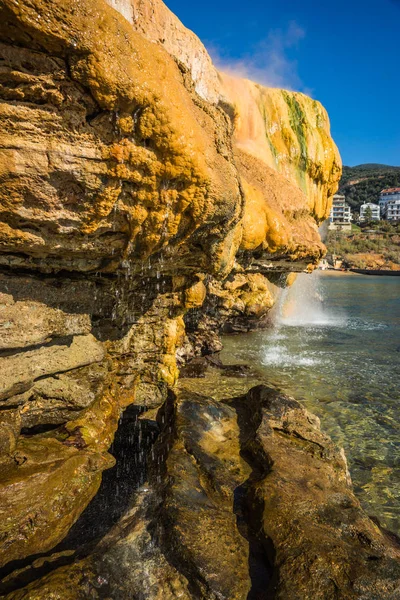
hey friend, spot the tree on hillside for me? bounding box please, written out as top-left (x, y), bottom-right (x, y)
top-left (363, 206), bottom-right (373, 223)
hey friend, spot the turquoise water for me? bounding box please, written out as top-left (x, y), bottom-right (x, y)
top-left (220, 273), bottom-right (400, 533)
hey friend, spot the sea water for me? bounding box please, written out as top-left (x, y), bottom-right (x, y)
top-left (220, 272), bottom-right (400, 534)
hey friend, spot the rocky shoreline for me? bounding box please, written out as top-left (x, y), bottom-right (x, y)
top-left (1, 376), bottom-right (400, 599)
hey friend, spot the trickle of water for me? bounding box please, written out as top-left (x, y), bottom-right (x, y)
top-left (112, 202), bottom-right (118, 232)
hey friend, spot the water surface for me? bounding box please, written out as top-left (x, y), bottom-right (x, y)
top-left (220, 272), bottom-right (400, 533)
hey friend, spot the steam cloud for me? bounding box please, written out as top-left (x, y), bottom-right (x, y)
top-left (209, 21), bottom-right (309, 93)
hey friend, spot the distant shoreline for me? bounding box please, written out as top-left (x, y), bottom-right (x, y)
top-left (318, 269), bottom-right (400, 277)
top-left (317, 269), bottom-right (359, 276)
top-left (349, 268), bottom-right (400, 276)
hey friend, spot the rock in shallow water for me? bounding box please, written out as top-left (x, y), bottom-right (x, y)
top-left (229, 386), bottom-right (400, 599)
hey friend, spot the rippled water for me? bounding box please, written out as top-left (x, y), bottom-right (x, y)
top-left (220, 272), bottom-right (400, 533)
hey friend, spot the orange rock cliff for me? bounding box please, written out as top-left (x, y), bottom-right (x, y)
top-left (17, 3), bottom-right (400, 600)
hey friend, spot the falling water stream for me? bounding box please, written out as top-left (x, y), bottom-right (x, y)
top-left (218, 272), bottom-right (400, 534)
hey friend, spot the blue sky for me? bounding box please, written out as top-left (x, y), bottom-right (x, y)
top-left (166, 0), bottom-right (400, 167)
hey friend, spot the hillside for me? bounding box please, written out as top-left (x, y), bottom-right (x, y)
top-left (326, 225), bottom-right (400, 271)
top-left (339, 163), bottom-right (400, 210)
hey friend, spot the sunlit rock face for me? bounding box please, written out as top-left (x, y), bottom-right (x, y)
top-left (104, 0), bottom-right (342, 342)
top-left (0, 0), bottom-right (344, 584)
top-left (99, 2), bottom-right (342, 268)
top-left (186, 75), bottom-right (342, 344)
top-left (221, 74), bottom-right (341, 218)
top-left (0, 0), bottom-right (241, 277)
top-left (221, 73), bottom-right (341, 267)
top-left (0, 0), bottom-right (242, 565)
top-left (105, 0), bottom-right (222, 104)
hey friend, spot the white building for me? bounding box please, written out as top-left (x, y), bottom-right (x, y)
top-left (379, 188), bottom-right (400, 218)
top-left (359, 203), bottom-right (380, 222)
top-left (386, 199), bottom-right (400, 221)
top-left (328, 194), bottom-right (352, 230)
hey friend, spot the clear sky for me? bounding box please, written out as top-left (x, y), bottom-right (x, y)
top-left (166, 0), bottom-right (400, 167)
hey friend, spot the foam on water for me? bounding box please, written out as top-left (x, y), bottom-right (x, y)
top-left (262, 344), bottom-right (320, 367)
top-left (280, 314), bottom-right (345, 327)
top-left (262, 272), bottom-right (346, 367)
top-left (346, 317), bottom-right (388, 331)
top-left (268, 331), bottom-right (287, 341)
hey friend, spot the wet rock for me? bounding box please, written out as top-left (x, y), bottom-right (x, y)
top-left (181, 271), bottom-right (283, 357)
top-left (1, 390), bottom-right (253, 599)
top-left (0, 436), bottom-right (114, 568)
top-left (4, 386), bottom-right (400, 598)
top-left (1, 502), bottom-right (193, 600)
top-left (133, 382), bottom-right (168, 409)
top-left (179, 354), bottom-right (259, 380)
top-left (220, 364), bottom-right (257, 378)
top-left (0, 409), bottom-right (21, 455)
top-left (0, 270), bottom-right (194, 567)
top-left (157, 390), bottom-right (252, 599)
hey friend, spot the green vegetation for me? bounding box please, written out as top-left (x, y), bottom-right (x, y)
top-left (338, 163), bottom-right (400, 210)
top-left (327, 233), bottom-right (399, 256)
top-left (363, 205), bottom-right (373, 222)
top-left (326, 222), bottom-right (400, 269)
top-left (282, 91), bottom-right (308, 191)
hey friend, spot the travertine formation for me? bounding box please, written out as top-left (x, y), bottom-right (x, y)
top-left (1, 0), bottom-right (395, 598)
top-left (106, 0), bottom-right (222, 104)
